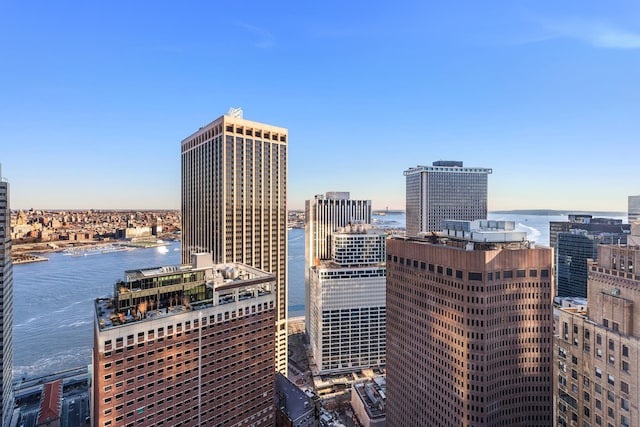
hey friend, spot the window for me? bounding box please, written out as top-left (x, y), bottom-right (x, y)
top-left (621, 381), bottom-right (629, 394)
top-left (607, 391), bottom-right (614, 403)
top-left (595, 368), bottom-right (602, 379)
top-left (596, 334), bottom-right (602, 345)
top-left (608, 340), bottom-right (614, 351)
top-left (622, 361), bottom-right (629, 372)
top-left (607, 374), bottom-right (614, 386)
top-left (621, 398), bottom-right (629, 411)
top-left (622, 345), bottom-right (629, 357)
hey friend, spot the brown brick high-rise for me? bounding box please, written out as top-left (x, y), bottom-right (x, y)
top-left (92, 256), bottom-right (276, 427)
top-left (386, 221), bottom-right (554, 426)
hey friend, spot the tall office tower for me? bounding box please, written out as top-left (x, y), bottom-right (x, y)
top-left (629, 195), bottom-right (640, 223)
top-left (554, 230), bottom-right (640, 427)
top-left (181, 108), bottom-right (288, 373)
top-left (549, 214), bottom-right (629, 249)
top-left (309, 224), bottom-right (386, 374)
top-left (404, 161), bottom-right (492, 237)
top-left (556, 229), bottom-right (628, 298)
top-left (304, 192), bottom-right (371, 333)
top-left (93, 254), bottom-right (276, 427)
top-left (0, 165), bottom-right (13, 427)
top-left (386, 220), bottom-right (553, 426)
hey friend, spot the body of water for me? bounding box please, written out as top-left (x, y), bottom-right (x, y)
top-left (13, 211), bottom-right (625, 379)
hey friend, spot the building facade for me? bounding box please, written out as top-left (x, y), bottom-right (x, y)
top-left (0, 166), bottom-right (13, 427)
top-left (549, 215), bottom-right (629, 249)
top-left (629, 195), bottom-right (640, 224)
top-left (92, 255), bottom-right (276, 427)
top-left (309, 225), bottom-right (386, 374)
top-left (404, 161), bottom-right (492, 237)
top-left (554, 238), bottom-right (640, 427)
top-left (556, 229), bottom-right (628, 298)
top-left (181, 108), bottom-right (288, 373)
top-left (304, 192), bottom-right (371, 333)
top-left (386, 220), bottom-right (553, 426)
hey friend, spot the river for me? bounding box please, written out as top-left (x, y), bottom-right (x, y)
top-left (12, 211), bottom-right (625, 379)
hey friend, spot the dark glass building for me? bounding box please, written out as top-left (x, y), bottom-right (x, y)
top-left (552, 215), bottom-right (630, 298)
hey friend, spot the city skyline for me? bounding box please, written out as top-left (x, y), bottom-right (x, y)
top-left (2, 1), bottom-right (640, 211)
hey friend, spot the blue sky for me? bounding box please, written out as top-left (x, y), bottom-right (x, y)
top-left (1, 1), bottom-right (639, 211)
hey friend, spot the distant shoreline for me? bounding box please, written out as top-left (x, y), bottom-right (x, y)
top-left (13, 254), bottom-right (49, 265)
top-left (490, 209), bottom-right (626, 217)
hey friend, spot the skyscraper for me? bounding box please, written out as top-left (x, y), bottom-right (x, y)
top-left (0, 165), bottom-right (13, 427)
top-left (181, 108), bottom-right (288, 373)
top-left (629, 195), bottom-right (640, 223)
top-left (556, 228), bottom-right (628, 298)
top-left (93, 255), bottom-right (277, 427)
top-left (386, 220), bottom-right (553, 426)
top-left (308, 224), bottom-right (386, 374)
top-left (404, 161), bottom-right (492, 237)
top-left (304, 192), bottom-right (371, 333)
top-left (555, 230), bottom-right (640, 427)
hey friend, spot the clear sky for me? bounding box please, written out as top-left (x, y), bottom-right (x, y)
top-left (1, 1), bottom-right (639, 211)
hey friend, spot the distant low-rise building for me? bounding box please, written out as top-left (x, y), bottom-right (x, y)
top-left (351, 377), bottom-right (386, 427)
top-left (36, 380), bottom-right (62, 427)
top-left (275, 373), bottom-right (319, 427)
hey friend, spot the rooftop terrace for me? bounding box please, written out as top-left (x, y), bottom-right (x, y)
top-left (96, 260), bottom-right (275, 331)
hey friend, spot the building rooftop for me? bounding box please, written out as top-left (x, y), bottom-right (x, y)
top-left (36, 379), bottom-right (62, 425)
top-left (96, 259), bottom-right (275, 331)
top-left (275, 373), bottom-right (315, 422)
top-left (353, 376), bottom-right (386, 420)
top-left (399, 220), bottom-right (541, 250)
top-left (404, 163), bottom-right (492, 175)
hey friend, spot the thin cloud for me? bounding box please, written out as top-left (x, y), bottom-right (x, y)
top-left (545, 19), bottom-right (640, 49)
top-left (235, 23), bottom-right (275, 49)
